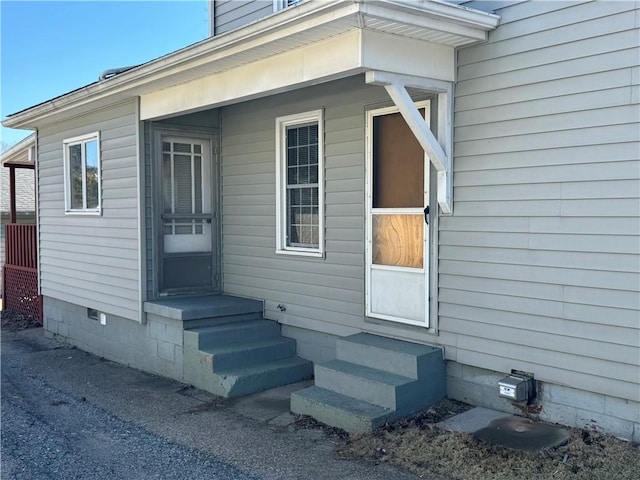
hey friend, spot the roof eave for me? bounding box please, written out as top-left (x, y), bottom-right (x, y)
top-left (2, 0), bottom-right (499, 130)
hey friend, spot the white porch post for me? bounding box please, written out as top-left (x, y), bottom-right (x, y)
top-left (365, 71), bottom-right (453, 215)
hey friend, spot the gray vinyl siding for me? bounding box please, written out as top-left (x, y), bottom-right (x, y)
top-left (37, 100), bottom-right (140, 321)
top-left (441, 1), bottom-right (640, 401)
top-left (221, 76), bottom-right (393, 336)
top-left (213, 0), bottom-right (273, 36)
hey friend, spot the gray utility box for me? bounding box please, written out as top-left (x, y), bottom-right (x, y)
top-left (499, 375), bottom-right (532, 402)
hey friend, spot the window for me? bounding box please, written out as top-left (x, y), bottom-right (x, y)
top-left (276, 110), bottom-right (324, 257)
top-left (274, 0), bottom-right (302, 11)
top-left (63, 132), bottom-right (101, 214)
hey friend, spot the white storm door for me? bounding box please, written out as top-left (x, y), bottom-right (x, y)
top-left (162, 137), bottom-right (212, 254)
top-left (366, 105), bottom-right (430, 327)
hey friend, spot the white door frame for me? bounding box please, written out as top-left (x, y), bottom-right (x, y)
top-left (365, 102), bottom-right (431, 327)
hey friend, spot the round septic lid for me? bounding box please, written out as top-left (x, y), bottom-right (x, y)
top-left (473, 416), bottom-right (570, 451)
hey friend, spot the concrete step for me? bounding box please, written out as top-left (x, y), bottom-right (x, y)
top-left (184, 320), bottom-right (281, 350)
top-left (291, 333), bottom-right (447, 433)
top-left (315, 359), bottom-right (418, 410)
top-left (291, 386), bottom-right (396, 434)
top-left (336, 332), bottom-right (443, 379)
top-left (214, 357), bottom-right (314, 398)
top-left (144, 294), bottom-right (263, 321)
top-left (183, 314), bottom-right (313, 399)
top-left (199, 338), bottom-right (297, 371)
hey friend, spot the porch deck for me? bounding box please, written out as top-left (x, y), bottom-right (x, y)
top-left (143, 294), bottom-right (263, 322)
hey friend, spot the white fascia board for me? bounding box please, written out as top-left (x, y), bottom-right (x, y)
top-left (366, 71), bottom-right (453, 214)
top-left (361, 30), bottom-right (455, 82)
top-left (140, 30), bottom-right (363, 120)
top-left (141, 28), bottom-right (457, 120)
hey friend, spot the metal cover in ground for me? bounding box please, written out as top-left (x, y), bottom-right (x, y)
top-left (473, 416), bottom-right (570, 452)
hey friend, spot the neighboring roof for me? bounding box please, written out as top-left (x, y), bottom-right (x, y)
top-left (1, 133), bottom-right (36, 166)
top-left (2, 0), bottom-right (499, 130)
top-left (1, 134), bottom-right (36, 214)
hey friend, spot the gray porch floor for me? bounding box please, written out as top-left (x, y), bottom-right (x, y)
top-left (143, 294), bottom-right (263, 321)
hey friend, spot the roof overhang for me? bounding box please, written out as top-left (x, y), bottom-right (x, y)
top-left (3, 0), bottom-right (499, 129)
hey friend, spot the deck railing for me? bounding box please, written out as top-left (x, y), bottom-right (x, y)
top-left (2, 223), bottom-right (42, 322)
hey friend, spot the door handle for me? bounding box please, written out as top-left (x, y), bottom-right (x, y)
top-left (424, 206), bottom-right (430, 225)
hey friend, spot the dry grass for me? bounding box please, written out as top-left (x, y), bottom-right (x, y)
top-left (333, 400), bottom-right (640, 480)
top-left (0, 309), bottom-right (41, 331)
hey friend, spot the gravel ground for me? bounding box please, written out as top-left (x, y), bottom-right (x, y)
top-left (0, 318), bottom-right (416, 480)
top-left (1, 343), bottom-right (258, 480)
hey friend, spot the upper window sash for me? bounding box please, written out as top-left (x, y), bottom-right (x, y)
top-left (275, 110), bottom-right (324, 257)
top-left (63, 132), bottom-right (101, 215)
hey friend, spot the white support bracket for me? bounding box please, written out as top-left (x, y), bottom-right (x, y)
top-left (365, 71), bottom-right (453, 215)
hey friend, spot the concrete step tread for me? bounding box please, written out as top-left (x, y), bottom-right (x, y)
top-left (144, 294), bottom-right (262, 321)
top-left (292, 386), bottom-right (393, 420)
top-left (317, 359), bottom-right (415, 387)
top-left (339, 333), bottom-right (439, 357)
top-left (200, 337), bottom-right (295, 355)
top-left (218, 356), bottom-right (312, 378)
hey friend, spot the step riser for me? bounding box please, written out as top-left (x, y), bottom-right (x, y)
top-left (314, 364), bottom-right (413, 410)
top-left (209, 340), bottom-right (297, 371)
top-left (226, 362), bottom-right (313, 398)
top-left (336, 338), bottom-right (443, 379)
top-left (183, 312), bottom-right (263, 330)
top-left (199, 323), bottom-right (281, 349)
top-left (185, 351), bottom-right (312, 398)
top-left (291, 392), bottom-right (386, 434)
top-left (183, 322), bottom-right (281, 350)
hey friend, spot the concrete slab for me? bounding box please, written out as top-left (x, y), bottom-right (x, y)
top-left (229, 379), bottom-right (313, 422)
top-left (269, 412), bottom-right (298, 428)
top-left (437, 406), bottom-right (509, 433)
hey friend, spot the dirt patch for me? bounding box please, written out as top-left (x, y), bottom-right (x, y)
top-left (298, 399), bottom-right (639, 480)
top-left (1, 309), bottom-right (41, 331)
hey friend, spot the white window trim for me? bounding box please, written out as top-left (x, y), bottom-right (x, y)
top-left (63, 131), bottom-right (102, 215)
top-left (275, 109), bottom-right (324, 258)
top-left (273, 0), bottom-right (301, 12)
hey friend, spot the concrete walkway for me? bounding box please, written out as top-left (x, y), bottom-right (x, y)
top-left (1, 327), bottom-right (417, 480)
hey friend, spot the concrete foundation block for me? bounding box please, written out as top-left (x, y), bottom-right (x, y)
top-left (57, 322), bottom-right (69, 338)
top-left (545, 383), bottom-right (605, 414)
top-left (157, 340), bottom-right (175, 363)
top-left (604, 396), bottom-right (640, 424)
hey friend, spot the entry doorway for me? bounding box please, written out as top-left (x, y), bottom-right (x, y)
top-left (365, 103), bottom-right (430, 327)
top-left (156, 133), bottom-right (219, 294)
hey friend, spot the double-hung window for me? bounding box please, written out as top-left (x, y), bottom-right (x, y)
top-left (63, 132), bottom-right (101, 214)
top-left (276, 110), bottom-right (324, 257)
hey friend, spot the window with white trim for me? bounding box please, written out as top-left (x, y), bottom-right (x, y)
top-left (276, 110), bottom-right (324, 257)
top-left (274, 0), bottom-right (302, 11)
top-left (63, 132), bottom-right (101, 214)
